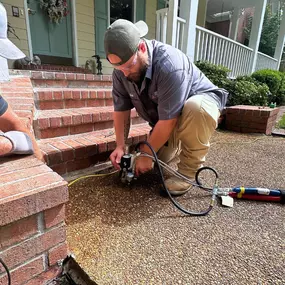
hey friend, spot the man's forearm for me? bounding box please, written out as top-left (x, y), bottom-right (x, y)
top-left (142, 118), bottom-right (178, 154)
top-left (113, 110), bottom-right (131, 148)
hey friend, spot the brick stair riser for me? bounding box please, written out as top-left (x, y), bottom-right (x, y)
top-left (32, 79), bottom-right (113, 88)
top-left (10, 70), bottom-right (112, 83)
top-left (35, 89), bottom-right (113, 110)
top-left (34, 111), bottom-right (145, 139)
top-left (31, 72), bottom-right (111, 81)
top-left (40, 126), bottom-right (149, 175)
top-left (28, 71), bottom-right (112, 89)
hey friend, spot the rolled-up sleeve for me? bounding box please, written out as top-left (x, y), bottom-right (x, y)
top-left (112, 70), bottom-right (134, 111)
top-left (0, 95), bottom-right (8, 116)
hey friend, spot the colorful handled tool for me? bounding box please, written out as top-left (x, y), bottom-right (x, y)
top-left (228, 187), bottom-right (285, 203)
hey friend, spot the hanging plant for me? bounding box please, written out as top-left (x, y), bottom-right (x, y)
top-left (40, 0), bottom-right (69, 24)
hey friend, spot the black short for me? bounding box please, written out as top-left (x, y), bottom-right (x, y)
top-left (0, 95), bottom-right (8, 116)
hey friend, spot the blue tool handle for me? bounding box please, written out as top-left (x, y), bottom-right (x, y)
top-left (232, 187), bottom-right (281, 196)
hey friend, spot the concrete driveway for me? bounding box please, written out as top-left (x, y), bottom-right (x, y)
top-left (66, 131), bottom-right (285, 285)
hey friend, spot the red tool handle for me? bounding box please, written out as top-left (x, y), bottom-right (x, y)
top-left (229, 193), bottom-right (281, 202)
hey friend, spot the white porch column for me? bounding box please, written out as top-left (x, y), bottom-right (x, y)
top-left (166, 0), bottom-right (179, 46)
top-left (197, 0), bottom-right (208, 27)
top-left (274, 12), bottom-right (285, 70)
top-left (249, 0), bottom-right (267, 73)
top-left (180, 0), bottom-right (199, 60)
top-left (229, 7), bottom-right (241, 41)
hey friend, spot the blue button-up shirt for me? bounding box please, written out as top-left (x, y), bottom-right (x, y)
top-left (112, 39), bottom-right (228, 127)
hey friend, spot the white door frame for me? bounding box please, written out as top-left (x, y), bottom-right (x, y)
top-left (71, 0), bottom-right (79, 66)
top-left (24, 0), bottom-right (33, 59)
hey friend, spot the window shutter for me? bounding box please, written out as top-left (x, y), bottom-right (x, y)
top-left (157, 0), bottom-right (166, 10)
top-left (136, 0), bottom-right (146, 22)
top-left (95, 0), bottom-right (108, 58)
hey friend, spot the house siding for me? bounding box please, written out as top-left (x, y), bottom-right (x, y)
top-left (76, 0), bottom-right (96, 68)
top-left (3, 0), bottom-right (157, 74)
top-left (145, 0), bottom-right (157, 40)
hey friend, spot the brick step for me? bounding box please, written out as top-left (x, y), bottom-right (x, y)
top-left (0, 155), bottom-right (68, 284)
top-left (14, 64), bottom-right (92, 73)
top-left (0, 156), bottom-right (67, 226)
top-left (34, 87), bottom-right (113, 110)
top-left (38, 123), bottom-right (151, 175)
top-left (30, 71), bottom-right (112, 88)
top-left (34, 106), bottom-right (145, 139)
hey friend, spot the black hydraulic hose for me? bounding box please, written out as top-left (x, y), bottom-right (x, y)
top-left (195, 166), bottom-right (219, 191)
top-left (0, 257), bottom-right (11, 285)
top-left (135, 141), bottom-right (217, 216)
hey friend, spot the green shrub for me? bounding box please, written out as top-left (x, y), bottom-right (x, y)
top-left (228, 79), bottom-right (270, 106)
top-left (195, 61), bottom-right (231, 88)
top-left (277, 114), bottom-right (285, 129)
top-left (276, 71), bottom-right (285, 105)
top-left (251, 69), bottom-right (283, 105)
top-left (236, 75), bottom-right (257, 83)
top-left (195, 61), bottom-right (271, 106)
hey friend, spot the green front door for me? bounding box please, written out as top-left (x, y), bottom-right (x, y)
top-left (28, 0), bottom-right (73, 64)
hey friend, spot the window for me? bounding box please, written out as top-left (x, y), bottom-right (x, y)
top-left (110, 0), bottom-right (133, 24)
top-left (160, 0), bottom-right (181, 17)
top-left (95, 0), bottom-right (145, 58)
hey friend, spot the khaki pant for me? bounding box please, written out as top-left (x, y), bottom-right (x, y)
top-left (157, 94), bottom-right (220, 178)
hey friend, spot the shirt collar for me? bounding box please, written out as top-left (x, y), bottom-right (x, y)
top-left (144, 39), bottom-right (153, 80)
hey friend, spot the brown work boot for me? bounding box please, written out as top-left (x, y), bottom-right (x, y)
top-left (164, 176), bottom-right (194, 196)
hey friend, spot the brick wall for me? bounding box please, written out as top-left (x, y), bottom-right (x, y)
top-left (0, 208), bottom-right (67, 284)
top-left (0, 156), bottom-right (69, 285)
top-left (225, 105), bottom-right (279, 135)
top-left (0, 77), bottom-right (69, 285)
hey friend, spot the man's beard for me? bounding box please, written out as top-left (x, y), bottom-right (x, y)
top-left (127, 62), bottom-right (148, 83)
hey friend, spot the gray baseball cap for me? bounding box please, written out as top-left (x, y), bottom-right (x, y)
top-left (104, 19), bottom-right (148, 66)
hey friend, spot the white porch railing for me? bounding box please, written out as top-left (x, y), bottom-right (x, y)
top-left (255, 52), bottom-right (278, 71)
top-left (176, 17), bottom-right (186, 51)
top-left (156, 8), bottom-right (168, 44)
top-left (156, 8), bottom-right (186, 51)
top-left (156, 10), bottom-right (279, 77)
top-left (195, 26), bottom-right (253, 78)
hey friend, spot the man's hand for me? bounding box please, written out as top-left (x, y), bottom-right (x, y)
top-left (135, 156), bottom-right (153, 176)
top-left (110, 146), bottom-right (125, 170)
